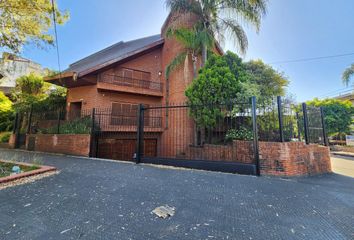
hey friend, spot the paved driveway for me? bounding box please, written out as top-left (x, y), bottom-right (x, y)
top-left (0, 149), bottom-right (353, 240)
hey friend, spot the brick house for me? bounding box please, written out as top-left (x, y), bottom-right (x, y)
top-left (46, 13), bottom-right (222, 160)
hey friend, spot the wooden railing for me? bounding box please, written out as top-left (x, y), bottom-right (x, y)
top-left (99, 74), bottom-right (162, 91)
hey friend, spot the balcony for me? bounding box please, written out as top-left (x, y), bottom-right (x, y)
top-left (97, 73), bottom-right (163, 97)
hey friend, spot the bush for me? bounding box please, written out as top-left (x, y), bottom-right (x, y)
top-left (0, 132), bottom-right (11, 143)
top-left (225, 127), bottom-right (253, 141)
top-left (39, 116), bottom-right (92, 134)
top-left (0, 92), bottom-right (14, 132)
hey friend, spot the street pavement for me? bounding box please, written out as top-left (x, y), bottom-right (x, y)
top-left (0, 149), bottom-right (353, 240)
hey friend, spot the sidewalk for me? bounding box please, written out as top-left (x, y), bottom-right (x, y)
top-left (331, 151), bottom-right (354, 158)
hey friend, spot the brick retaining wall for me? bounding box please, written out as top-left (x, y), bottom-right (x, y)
top-left (188, 140), bottom-right (331, 176)
top-left (26, 134), bottom-right (91, 157)
top-left (259, 141), bottom-right (331, 176)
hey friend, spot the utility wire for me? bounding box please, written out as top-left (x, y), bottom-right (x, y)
top-left (269, 52), bottom-right (354, 65)
top-left (51, 0), bottom-right (62, 81)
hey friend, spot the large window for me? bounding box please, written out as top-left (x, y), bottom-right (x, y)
top-left (111, 102), bottom-right (138, 126)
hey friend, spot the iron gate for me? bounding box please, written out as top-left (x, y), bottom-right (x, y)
top-left (136, 98), bottom-right (260, 175)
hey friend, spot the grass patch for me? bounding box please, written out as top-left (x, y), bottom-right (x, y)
top-left (0, 161), bottom-right (39, 178)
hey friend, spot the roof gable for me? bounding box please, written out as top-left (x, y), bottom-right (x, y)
top-left (65, 34), bottom-right (163, 76)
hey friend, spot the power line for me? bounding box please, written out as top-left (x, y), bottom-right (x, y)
top-left (317, 87), bottom-right (353, 98)
top-left (51, 0), bottom-right (62, 80)
top-left (269, 52), bottom-right (354, 65)
top-left (318, 89), bottom-right (354, 99)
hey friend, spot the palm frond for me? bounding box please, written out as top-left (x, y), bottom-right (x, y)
top-left (221, 0), bottom-right (267, 32)
top-left (165, 0), bottom-right (203, 16)
top-left (220, 18), bottom-right (248, 54)
top-left (166, 51), bottom-right (188, 78)
top-left (342, 64), bottom-right (354, 86)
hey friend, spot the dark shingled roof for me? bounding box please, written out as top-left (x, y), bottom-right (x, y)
top-left (65, 34), bottom-right (163, 75)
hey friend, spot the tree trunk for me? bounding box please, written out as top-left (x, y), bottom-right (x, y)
top-left (202, 44), bottom-right (207, 67)
top-left (192, 59), bottom-right (197, 79)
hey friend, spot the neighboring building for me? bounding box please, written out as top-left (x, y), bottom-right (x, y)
top-left (46, 12), bottom-right (222, 160)
top-left (0, 52), bottom-right (43, 94)
top-left (334, 93), bottom-right (354, 105)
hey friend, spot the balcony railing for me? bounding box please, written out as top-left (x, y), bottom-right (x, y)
top-left (99, 74), bottom-right (162, 92)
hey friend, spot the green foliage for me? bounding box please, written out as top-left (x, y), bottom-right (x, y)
top-left (39, 116), bottom-right (92, 134)
top-left (0, 132), bottom-right (11, 143)
top-left (306, 98), bottom-right (354, 139)
top-left (0, 0), bottom-right (69, 52)
top-left (0, 91), bottom-right (14, 131)
top-left (185, 51), bottom-right (289, 127)
top-left (225, 127), bottom-right (253, 141)
top-left (166, 0), bottom-right (267, 56)
top-left (244, 60), bottom-right (289, 103)
top-left (165, 26), bottom-right (213, 78)
top-left (12, 73), bottom-right (66, 112)
top-left (185, 54), bottom-right (241, 127)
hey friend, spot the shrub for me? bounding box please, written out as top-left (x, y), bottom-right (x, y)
top-left (0, 132), bottom-right (11, 143)
top-left (39, 116), bottom-right (92, 134)
top-left (0, 92), bottom-right (14, 132)
top-left (225, 127), bottom-right (253, 141)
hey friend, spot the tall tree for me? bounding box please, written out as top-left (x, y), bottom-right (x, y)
top-left (342, 64), bottom-right (354, 86)
top-left (0, 0), bottom-right (69, 52)
top-left (165, 26), bottom-right (213, 79)
top-left (166, 0), bottom-right (267, 65)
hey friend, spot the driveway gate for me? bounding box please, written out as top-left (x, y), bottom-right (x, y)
top-left (135, 98), bottom-right (260, 175)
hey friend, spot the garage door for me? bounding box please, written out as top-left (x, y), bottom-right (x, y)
top-left (97, 139), bottom-right (157, 161)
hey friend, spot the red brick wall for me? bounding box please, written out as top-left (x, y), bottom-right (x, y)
top-left (8, 134), bottom-right (16, 149)
top-left (186, 141), bottom-right (254, 164)
top-left (184, 140), bottom-right (331, 176)
top-left (259, 142), bottom-right (331, 176)
top-left (27, 134), bottom-right (91, 157)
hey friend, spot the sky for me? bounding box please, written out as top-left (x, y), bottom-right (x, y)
top-left (18, 0), bottom-right (354, 102)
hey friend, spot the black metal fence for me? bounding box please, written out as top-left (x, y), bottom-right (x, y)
top-left (12, 96), bottom-right (328, 174)
top-left (136, 98), bottom-right (260, 175)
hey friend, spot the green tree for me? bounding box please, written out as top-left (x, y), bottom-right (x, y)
top-left (221, 51), bottom-right (289, 102)
top-left (0, 0), bottom-right (69, 52)
top-left (12, 72), bottom-right (66, 112)
top-left (342, 63), bottom-right (354, 86)
top-left (165, 26), bottom-right (213, 79)
top-left (166, 0), bottom-right (267, 64)
top-left (185, 54), bottom-right (241, 127)
top-left (244, 59), bottom-right (289, 103)
top-left (306, 98), bottom-right (353, 140)
top-left (0, 91), bottom-right (14, 131)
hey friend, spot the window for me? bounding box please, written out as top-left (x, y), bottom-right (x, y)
top-left (111, 102), bottom-right (138, 126)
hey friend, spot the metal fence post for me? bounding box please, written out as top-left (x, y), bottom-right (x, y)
top-left (89, 108), bottom-right (96, 157)
top-left (320, 107), bottom-right (329, 146)
top-left (14, 113), bottom-right (21, 149)
top-left (251, 96), bottom-right (260, 176)
top-left (13, 113), bottom-right (19, 134)
top-left (302, 103), bottom-right (310, 144)
top-left (56, 109), bottom-right (61, 134)
top-left (277, 96), bottom-right (284, 142)
top-left (296, 112), bottom-right (301, 141)
top-left (136, 104), bottom-right (144, 164)
top-left (26, 105), bottom-right (33, 134)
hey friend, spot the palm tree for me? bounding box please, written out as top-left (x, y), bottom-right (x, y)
top-left (165, 26), bottom-right (213, 79)
top-left (166, 0), bottom-right (267, 65)
top-left (342, 64), bottom-right (354, 86)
